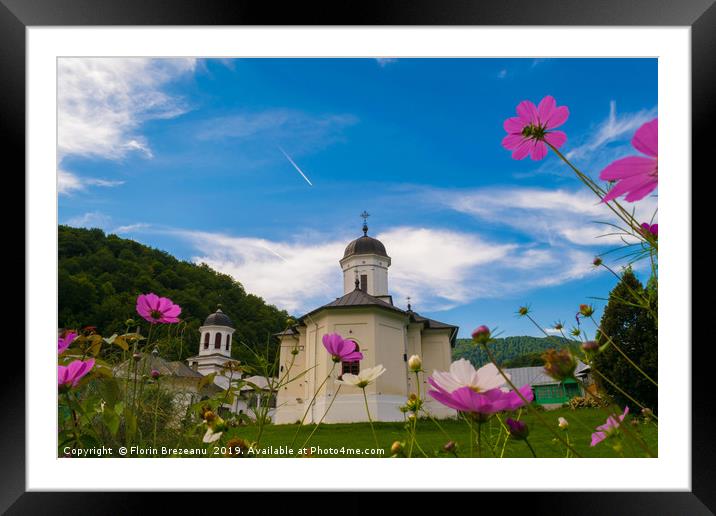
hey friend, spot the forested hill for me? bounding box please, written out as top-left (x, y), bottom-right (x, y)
top-left (453, 335), bottom-right (578, 367)
top-left (58, 225), bottom-right (290, 361)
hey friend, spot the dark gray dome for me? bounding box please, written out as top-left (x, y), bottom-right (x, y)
top-left (343, 235), bottom-right (388, 258)
top-left (203, 307), bottom-right (234, 328)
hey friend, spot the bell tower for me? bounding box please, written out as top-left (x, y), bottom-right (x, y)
top-left (339, 212), bottom-right (392, 302)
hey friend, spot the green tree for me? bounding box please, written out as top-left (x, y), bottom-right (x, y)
top-left (58, 225), bottom-right (291, 363)
top-left (592, 268), bottom-right (658, 412)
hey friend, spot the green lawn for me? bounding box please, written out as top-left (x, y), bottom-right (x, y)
top-left (228, 407), bottom-right (657, 458)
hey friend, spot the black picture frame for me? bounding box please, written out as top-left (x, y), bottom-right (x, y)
top-left (4, 0), bottom-right (710, 513)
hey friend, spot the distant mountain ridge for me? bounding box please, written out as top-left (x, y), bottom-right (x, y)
top-left (452, 335), bottom-right (577, 367)
top-left (58, 225), bottom-right (289, 361)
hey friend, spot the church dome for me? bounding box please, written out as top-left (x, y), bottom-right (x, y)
top-left (203, 307), bottom-right (234, 328)
top-left (344, 235), bottom-right (388, 258)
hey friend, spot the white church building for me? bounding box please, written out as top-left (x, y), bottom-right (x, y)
top-left (274, 217), bottom-right (458, 424)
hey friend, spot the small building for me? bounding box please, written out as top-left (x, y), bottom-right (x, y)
top-left (504, 360), bottom-right (591, 409)
top-left (185, 306), bottom-right (277, 418)
top-left (113, 353), bottom-right (222, 422)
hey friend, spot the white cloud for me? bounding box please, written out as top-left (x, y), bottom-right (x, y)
top-left (195, 109), bottom-right (358, 157)
top-left (566, 101), bottom-right (657, 160)
top-left (497, 69), bottom-right (508, 79)
top-left (65, 211), bottom-right (112, 230)
top-left (153, 224), bottom-right (597, 315)
top-left (442, 186), bottom-right (657, 247)
top-left (58, 169), bottom-right (124, 195)
top-left (58, 58), bottom-right (196, 194)
top-left (113, 223), bottom-right (151, 234)
top-left (375, 58), bottom-right (397, 67)
top-left (173, 229), bottom-right (344, 313)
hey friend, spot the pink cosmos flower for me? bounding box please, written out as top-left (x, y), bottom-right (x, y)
top-left (590, 406), bottom-right (629, 446)
top-left (641, 222), bottom-right (658, 238)
top-left (136, 293), bottom-right (182, 324)
top-left (502, 95), bottom-right (569, 160)
top-left (58, 359), bottom-right (95, 389)
top-left (58, 332), bottom-right (77, 355)
top-left (600, 118), bottom-right (658, 202)
top-left (322, 333), bottom-right (363, 363)
top-left (428, 377), bottom-right (534, 416)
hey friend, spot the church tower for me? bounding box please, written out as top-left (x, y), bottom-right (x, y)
top-left (339, 211), bottom-right (392, 304)
top-left (198, 306), bottom-right (235, 358)
top-left (185, 305), bottom-right (237, 388)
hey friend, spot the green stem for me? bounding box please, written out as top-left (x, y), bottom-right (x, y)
top-left (363, 388), bottom-right (380, 450)
top-left (524, 437), bottom-right (538, 458)
top-left (152, 380), bottom-right (161, 454)
top-left (476, 421), bottom-right (482, 458)
top-left (480, 342), bottom-right (583, 458)
top-left (290, 363), bottom-right (336, 447)
top-left (300, 385), bottom-right (342, 450)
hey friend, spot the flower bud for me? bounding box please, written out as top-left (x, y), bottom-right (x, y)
top-left (408, 355), bottom-right (422, 372)
top-left (471, 325), bottom-right (491, 345)
top-left (132, 352), bottom-right (142, 361)
top-left (517, 306), bottom-right (529, 316)
top-left (542, 348), bottom-right (577, 382)
top-left (405, 393), bottom-right (423, 413)
top-left (506, 418), bottom-right (529, 440)
top-left (443, 440), bottom-right (457, 453)
top-left (582, 340), bottom-right (599, 352)
top-left (592, 256), bottom-right (603, 267)
top-left (558, 417), bottom-right (569, 430)
top-left (390, 441), bottom-right (403, 456)
top-left (553, 321), bottom-right (564, 331)
top-left (571, 327), bottom-right (581, 337)
top-left (150, 369), bottom-right (160, 379)
top-left (407, 413), bottom-right (417, 423)
top-left (579, 304), bottom-right (594, 317)
top-left (125, 318), bottom-right (136, 327)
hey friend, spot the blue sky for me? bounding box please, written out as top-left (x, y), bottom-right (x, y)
top-left (58, 58), bottom-right (657, 338)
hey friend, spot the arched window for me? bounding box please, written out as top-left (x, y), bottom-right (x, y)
top-left (226, 334), bottom-right (231, 351)
top-left (203, 332), bottom-right (210, 350)
top-left (341, 341), bottom-right (360, 376)
top-left (214, 332), bottom-right (222, 349)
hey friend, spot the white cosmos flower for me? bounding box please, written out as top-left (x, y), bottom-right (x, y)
top-left (203, 427), bottom-right (223, 443)
top-left (430, 359), bottom-right (509, 393)
top-left (336, 364), bottom-right (386, 388)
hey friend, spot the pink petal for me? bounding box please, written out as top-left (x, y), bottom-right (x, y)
top-left (530, 141), bottom-right (548, 160)
top-left (537, 96), bottom-right (557, 125)
top-left (502, 134), bottom-right (526, 151)
top-left (428, 388), bottom-right (465, 412)
top-left (599, 156), bottom-right (656, 181)
top-left (544, 106), bottom-right (569, 129)
top-left (516, 100), bottom-right (538, 125)
top-left (632, 118), bottom-right (657, 157)
top-left (157, 297), bottom-right (173, 312)
top-left (58, 366), bottom-right (69, 386)
top-left (163, 304), bottom-right (181, 317)
top-left (603, 174), bottom-right (655, 202)
top-left (511, 138), bottom-right (533, 160)
top-left (342, 351), bottom-right (363, 362)
top-left (544, 130), bottom-right (567, 149)
top-left (590, 431), bottom-right (607, 446)
top-left (145, 293), bottom-right (160, 311)
top-left (503, 116), bottom-right (526, 134)
top-left (623, 178), bottom-right (657, 202)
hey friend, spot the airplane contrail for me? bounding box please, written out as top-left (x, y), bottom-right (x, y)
top-left (278, 146), bottom-right (313, 186)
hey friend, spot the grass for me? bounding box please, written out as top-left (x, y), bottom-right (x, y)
top-left (225, 407), bottom-right (658, 458)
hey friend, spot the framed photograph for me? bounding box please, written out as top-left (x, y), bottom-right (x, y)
top-left (5, 0), bottom-right (711, 511)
